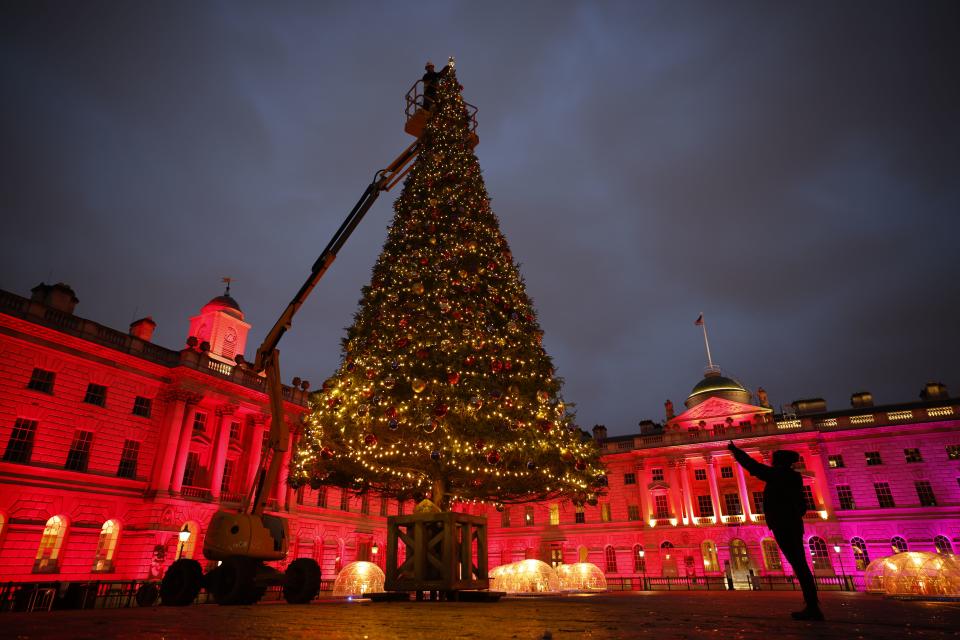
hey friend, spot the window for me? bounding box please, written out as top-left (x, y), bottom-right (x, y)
top-left (720, 466), bottom-right (734, 479)
top-left (947, 445), bottom-right (960, 461)
top-left (132, 396), bottom-right (152, 418)
top-left (220, 460), bottom-right (234, 494)
top-left (65, 430), bottom-right (93, 472)
top-left (27, 368), bottom-right (55, 393)
top-left (827, 454), bottom-right (844, 468)
top-left (600, 502), bottom-right (612, 522)
top-left (904, 448), bottom-right (923, 463)
top-left (752, 491), bottom-right (765, 515)
top-left (340, 489), bottom-right (350, 511)
top-left (874, 482), bottom-right (895, 508)
top-left (182, 452), bottom-right (200, 487)
top-left (3, 418), bottom-right (38, 463)
top-left (762, 538), bottom-right (782, 571)
top-left (729, 539), bottom-right (749, 570)
top-left (229, 421), bottom-right (241, 441)
top-left (397, 499), bottom-right (405, 515)
top-left (723, 493), bottom-right (742, 516)
top-left (851, 537), bottom-right (870, 570)
top-left (316, 488), bottom-right (327, 508)
top-left (915, 481), bottom-right (936, 506)
top-left (697, 495), bottom-right (714, 518)
top-left (117, 440), bottom-right (140, 479)
top-left (92, 520), bottom-right (120, 572)
top-left (524, 506), bottom-right (534, 526)
top-left (192, 412), bottom-right (207, 433)
top-left (934, 535), bottom-right (953, 555)
top-left (549, 547), bottom-right (563, 568)
top-left (34, 515), bottom-right (67, 573)
top-left (865, 451), bottom-right (882, 466)
top-left (654, 495), bottom-right (670, 519)
top-left (651, 468), bottom-right (664, 482)
top-left (836, 485), bottom-right (855, 510)
top-left (501, 508), bottom-right (510, 527)
top-left (808, 536), bottom-right (831, 571)
top-left (694, 468), bottom-right (707, 481)
top-left (380, 498), bottom-right (389, 517)
top-left (549, 503), bottom-right (560, 525)
top-left (361, 495), bottom-right (370, 515)
top-left (574, 505), bottom-right (585, 524)
top-left (891, 536), bottom-right (908, 553)
top-left (801, 485), bottom-right (816, 511)
top-left (633, 544), bottom-right (646, 572)
top-left (84, 383), bottom-right (107, 407)
top-left (701, 541), bottom-right (719, 572)
top-left (627, 505), bottom-right (640, 521)
top-left (604, 545), bottom-right (617, 573)
top-left (623, 472), bottom-right (636, 485)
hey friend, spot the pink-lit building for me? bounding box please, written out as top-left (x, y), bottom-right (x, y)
top-left (0, 282), bottom-right (957, 588)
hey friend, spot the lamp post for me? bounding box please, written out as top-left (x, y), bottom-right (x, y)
top-left (178, 528), bottom-right (191, 560)
top-left (639, 549), bottom-right (646, 590)
top-left (833, 544), bottom-right (847, 590)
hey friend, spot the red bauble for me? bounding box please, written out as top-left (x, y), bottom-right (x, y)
top-left (433, 403), bottom-right (448, 418)
top-left (538, 419), bottom-right (553, 433)
top-left (491, 360), bottom-right (503, 373)
top-left (486, 450), bottom-right (501, 465)
top-left (365, 369), bottom-right (376, 380)
top-left (464, 355), bottom-right (476, 367)
top-left (399, 317), bottom-right (409, 328)
top-left (447, 371), bottom-right (460, 385)
top-left (364, 433), bottom-right (378, 446)
top-left (385, 406), bottom-right (398, 418)
top-left (416, 348), bottom-right (430, 360)
top-left (575, 459), bottom-right (587, 471)
top-left (394, 337), bottom-right (409, 349)
top-left (474, 438), bottom-right (485, 451)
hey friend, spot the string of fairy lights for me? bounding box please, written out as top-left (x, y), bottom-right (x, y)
top-left (291, 66), bottom-right (605, 508)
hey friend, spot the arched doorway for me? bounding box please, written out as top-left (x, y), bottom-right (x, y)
top-left (701, 540), bottom-right (719, 573)
top-left (660, 541), bottom-right (678, 577)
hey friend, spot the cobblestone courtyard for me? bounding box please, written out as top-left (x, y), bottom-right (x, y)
top-left (4, 591), bottom-right (960, 640)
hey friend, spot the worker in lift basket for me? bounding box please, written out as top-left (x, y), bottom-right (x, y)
top-left (421, 61), bottom-right (449, 112)
top-left (727, 440), bottom-right (824, 621)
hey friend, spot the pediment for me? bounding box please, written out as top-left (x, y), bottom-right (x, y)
top-left (671, 396), bottom-right (771, 426)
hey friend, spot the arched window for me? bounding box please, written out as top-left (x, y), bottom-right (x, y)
top-left (762, 538), bottom-right (782, 571)
top-left (701, 540), bottom-right (719, 572)
top-left (934, 535), bottom-right (953, 555)
top-left (730, 538), bottom-right (750, 570)
top-left (851, 537), bottom-right (870, 570)
top-left (604, 545), bottom-right (618, 573)
top-left (578, 545), bottom-right (589, 563)
top-left (34, 515), bottom-right (67, 573)
top-left (177, 521), bottom-right (199, 560)
top-left (633, 544), bottom-right (646, 573)
top-left (808, 536), bottom-right (831, 571)
top-left (891, 536), bottom-right (908, 554)
top-left (93, 519), bottom-right (120, 572)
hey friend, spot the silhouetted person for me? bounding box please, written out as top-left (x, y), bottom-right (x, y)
top-left (421, 61), bottom-right (449, 112)
top-left (727, 441), bottom-right (824, 621)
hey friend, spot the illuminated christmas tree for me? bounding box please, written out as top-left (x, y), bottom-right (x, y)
top-left (291, 64), bottom-right (604, 510)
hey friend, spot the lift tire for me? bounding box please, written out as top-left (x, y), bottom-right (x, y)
top-left (135, 582), bottom-right (160, 607)
top-left (283, 558), bottom-right (321, 604)
top-left (209, 556), bottom-right (259, 606)
top-left (160, 559), bottom-right (203, 606)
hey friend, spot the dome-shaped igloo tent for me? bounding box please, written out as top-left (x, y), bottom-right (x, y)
top-left (489, 559), bottom-right (560, 594)
top-left (556, 563), bottom-right (607, 592)
top-left (864, 552), bottom-right (960, 597)
top-left (332, 561), bottom-right (385, 597)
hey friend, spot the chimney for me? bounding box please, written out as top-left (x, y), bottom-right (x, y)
top-left (789, 398), bottom-right (827, 415)
top-left (850, 391), bottom-right (873, 408)
top-left (920, 382), bottom-right (949, 401)
top-left (592, 424), bottom-right (607, 444)
top-left (30, 282), bottom-right (79, 314)
top-left (664, 399), bottom-right (675, 420)
top-left (130, 317), bottom-right (157, 342)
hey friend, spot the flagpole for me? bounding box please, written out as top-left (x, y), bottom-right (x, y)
top-left (700, 312), bottom-right (714, 369)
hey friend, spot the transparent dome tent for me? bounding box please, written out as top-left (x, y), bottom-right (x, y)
top-left (864, 552), bottom-right (960, 597)
top-left (556, 563), bottom-right (607, 592)
top-left (490, 559), bottom-right (560, 594)
top-left (332, 561), bottom-right (385, 597)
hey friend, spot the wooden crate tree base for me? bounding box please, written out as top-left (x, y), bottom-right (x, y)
top-left (384, 512), bottom-right (489, 593)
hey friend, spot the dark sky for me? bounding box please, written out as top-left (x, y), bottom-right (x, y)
top-left (2, 1), bottom-right (958, 436)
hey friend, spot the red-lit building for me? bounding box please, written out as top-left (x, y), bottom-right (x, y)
top-left (0, 283), bottom-right (957, 587)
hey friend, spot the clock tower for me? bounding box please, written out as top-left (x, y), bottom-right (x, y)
top-left (187, 282), bottom-right (251, 366)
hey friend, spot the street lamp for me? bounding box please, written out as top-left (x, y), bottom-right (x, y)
top-left (178, 528), bottom-right (191, 559)
top-left (833, 544), bottom-right (846, 590)
top-left (639, 549), bottom-right (647, 590)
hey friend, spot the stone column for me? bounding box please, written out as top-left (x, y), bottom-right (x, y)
top-left (678, 459), bottom-right (695, 524)
top-left (245, 414), bottom-right (268, 497)
top-left (734, 461), bottom-right (753, 521)
top-left (805, 442), bottom-right (830, 514)
top-left (272, 429), bottom-right (293, 508)
top-left (666, 459), bottom-right (682, 521)
top-left (150, 389), bottom-right (189, 493)
top-left (162, 391), bottom-right (202, 494)
top-left (705, 455), bottom-right (723, 521)
top-left (635, 462), bottom-right (650, 524)
top-left (209, 404), bottom-right (238, 499)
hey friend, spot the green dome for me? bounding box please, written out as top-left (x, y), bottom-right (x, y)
top-left (685, 371), bottom-right (751, 409)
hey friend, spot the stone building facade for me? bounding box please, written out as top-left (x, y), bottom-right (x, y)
top-left (0, 282), bottom-right (956, 587)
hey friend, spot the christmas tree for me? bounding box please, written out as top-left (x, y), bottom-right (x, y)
top-left (291, 62), bottom-right (604, 510)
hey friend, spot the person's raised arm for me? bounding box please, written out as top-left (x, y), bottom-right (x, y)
top-left (727, 441), bottom-right (772, 481)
